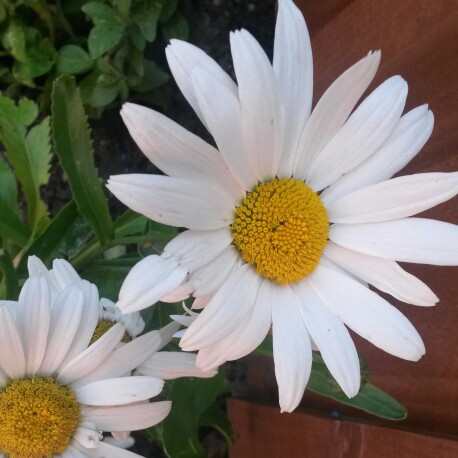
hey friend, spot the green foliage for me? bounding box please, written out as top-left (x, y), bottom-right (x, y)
top-left (0, 0), bottom-right (189, 114)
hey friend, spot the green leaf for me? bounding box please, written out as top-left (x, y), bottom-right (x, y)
top-left (256, 336), bottom-right (407, 420)
top-left (16, 201), bottom-right (79, 277)
top-left (160, 373), bottom-right (228, 458)
top-left (161, 13), bottom-right (189, 41)
top-left (0, 195), bottom-right (30, 246)
top-left (57, 45), bottom-right (93, 74)
top-left (83, 2), bottom-right (125, 59)
top-left (159, 0), bottom-right (179, 23)
top-left (0, 96), bottom-right (50, 227)
top-left (13, 38), bottom-right (57, 80)
top-left (113, 209), bottom-right (148, 237)
top-left (91, 74), bottom-right (120, 107)
top-left (2, 19), bottom-right (27, 61)
top-left (0, 249), bottom-right (19, 300)
top-left (131, 59), bottom-right (169, 92)
top-left (0, 156), bottom-right (19, 212)
top-left (307, 354), bottom-right (407, 421)
top-left (113, 0), bottom-right (132, 19)
top-left (200, 404), bottom-right (233, 445)
top-left (51, 75), bottom-right (114, 245)
top-left (132, 1), bottom-right (162, 42)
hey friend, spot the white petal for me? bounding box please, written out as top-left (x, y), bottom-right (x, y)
top-left (191, 67), bottom-right (256, 190)
top-left (230, 29), bottom-right (285, 181)
top-left (328, 172), bottom-right (458, 224)
top-left (163, 228), bottom-right (232, 272)
top-left (17, 275), bottom-right (51, 374)
top-left (318, 256), bottom-right (368, 288)
top-left (73, 426), bottom-right (100, 449)
top-left (158, 321), bottom-right (181, 349)
top-left (74, 331), bottom-right (161, 387)
top-left (293, 51), bottom-right (380, 179)
top-left (295, 280), bottom-right (360, 398)
top-left (324, 242), bottom-right (438, 306)
top-left (52, 259), bottom-right (82, 288)
top-left (0, 306), bottom-right (26, 379)
top-left (321, 105), bottom-right (434, 205)
top-left (107, 174), bottom-right (236, 230)
top-left (61, 445), bottom-right (86, 458)
top-left (307, 75), bottom-right (408, 190)
top-left (330, 218), bottom-right (458, 265)
top-left (75, 376), bottom-right (164, 406)
top-left (62, 280), bottom-right (99, 365)
top-left (83, 401), bottom-right (171, 431)
top-left (191, 246), bottom-right (241, 296)
top-left (57, 323), bottom-right (125, 385)
top-left (272, 286), bottom-right (312, 412)
top-left (274, 0), bottom-right (313, 177)
top-left (166, 39), bottom-right (237, 130)
top-left (309, 265), bottom-right (425, 360)
top-left (180, 264), bottom-right (262, 351)
top-left (160, 282), bottom-right (193, 303)
top-left (120, 103), bottom-right (242, 198)
top-left (40, 285), bottom-right (85, 375)
top-left (194, 277), bottom-right (272, 370)
top-left (89, 440), bottom-right (144, 458)
top-left (138, 352), bottom-right (217, 379)
top-left (118, 255), bottom-right (187, 313)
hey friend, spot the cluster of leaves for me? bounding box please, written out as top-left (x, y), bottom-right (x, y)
top-left (0, 76), bottom-right (226, 457)
top-left (0, 0), bottom-right (188, 115)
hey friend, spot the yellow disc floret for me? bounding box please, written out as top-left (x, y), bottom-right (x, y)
top-left (232, 178), bottom-right (329, 284)
top-left (0, 377), bottom-right (80, 458)
top-left (90, 319), bottom-right (131, 345)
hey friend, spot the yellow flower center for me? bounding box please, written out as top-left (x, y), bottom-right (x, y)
top-left (0, 377), bottom-right (80, 458)
top-left (232, 178), bottom-right (329, 284)
top-left (90, 319), bottom-right (131, 345)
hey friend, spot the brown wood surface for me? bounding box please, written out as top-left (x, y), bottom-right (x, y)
top-left (229, 0), bottom-right (458, 456)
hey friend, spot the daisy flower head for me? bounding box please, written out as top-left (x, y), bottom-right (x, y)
top-left (0, 258), bottom-right (172, 457)
top-left (108, 0), bottom-right (458, 412)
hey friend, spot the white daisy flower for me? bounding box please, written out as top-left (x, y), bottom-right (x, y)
top-left (108, 0), bottom-right (458, 412)
top-left (0, 269), bottom-right (171, 457)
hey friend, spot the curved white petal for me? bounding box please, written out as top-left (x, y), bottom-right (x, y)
top-left (118, 255), bottom-right (187, 314)
top-left (295, 280), bottom-right (360, 398)
top-left (321, 105), bottom-right (434, 205)
top-left (74, 331), bottom-right (161, 387)
top-left (166, 39), bottom-right (237, 129)
top-left (309, 265), bottom-right (425, 360)
top-left (0, 306), bottom-right (26, 379)
top-left (180, 264), bottom-right (262, 351)
top-left (327, 172), bottom-right (458, 224)
top-left (163, 228), bottom-right (232, 272)
top-left (330, 218), bottom-right (458, 265)
top-left (191, 67), bottom-right (257, 190)
top-left (274, 0), bottom-right (313, 176)
top-left (91, 440), bottom-right (144, 457)
top-left (272, 285), bottom-right (312, 412)
top-left (75, 376), bottom-right (164, 406)
top-left (160, 282), bottom-right (193, 303)
top-left (191, 246), bottom-right (241, 296)
top-left (73, 426), bottom-right (100, 449)
top-left (307, 76), bottom-right (408, 191)
top-left (230, 29), bottom-right (285, 181)
top-left (120, 103), bottom-right (242, 198)
top-left (324, 242), bottom-right (438, 306)
top-left (62, 280), bottom-right (99, 365)
top-left (40, 285), bottom-right (85, 375)
top-left (319, 256), bottom-right (368, 288)
top-left (293, 51), bottom-right (380, 179)
top-left (17, 275), bottom-right (51, 374)
top-left (138, 351), bottom-right (217, 379)
top-left (57, 323), bottom-right (125, 385)
top-left (107, 174), bottom-right (236, 230)
top-left (52, 259), bottom-right (82, 289)
top-left (83, 401), bottom-right (171, 432)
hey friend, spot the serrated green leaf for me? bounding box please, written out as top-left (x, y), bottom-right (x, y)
top-left (87, 22), bottom-right (124, 59)
top-left (51, 75), bottom-right (114, 245)
top-left (133, 2), bottom-right (161, 42)
top-left (0, 249), bottom-right (19, 300)
top-left (160, 373), bottom-right (228, 458)
top-left (161, 13), bottom-right (189, 41)
top-left (0, 96), bottom-right (50, 227)
top-left (57, 45), bottom-right (93, 74)
top-left (16, 201), bottom-right (79, 277)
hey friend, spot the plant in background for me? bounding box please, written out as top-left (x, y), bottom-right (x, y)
top-left (0, 0), bottom-right (188, 115)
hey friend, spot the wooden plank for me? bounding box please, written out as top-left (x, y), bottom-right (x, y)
top-left (228, 399), bottom-right (458, 458)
